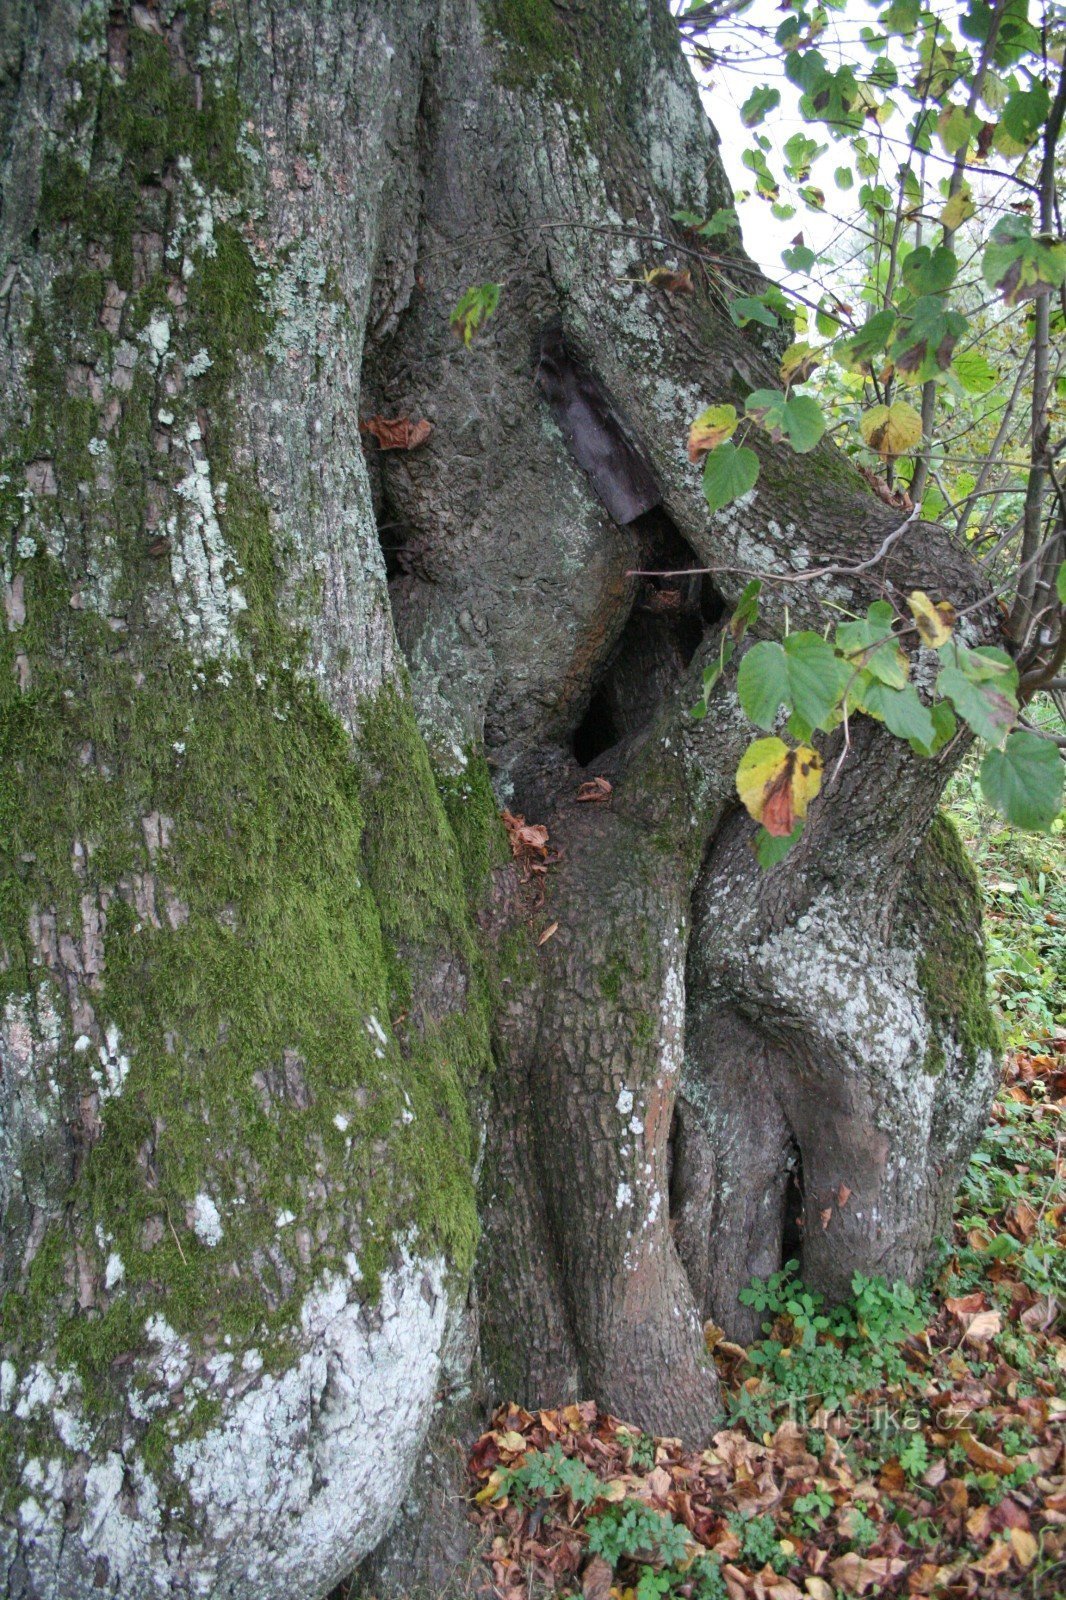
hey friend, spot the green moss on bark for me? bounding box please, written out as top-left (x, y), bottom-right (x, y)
top-left (911, 814), bottom-right (1000, 1079)
top-left (0, 3), bottom-right (490, 1483)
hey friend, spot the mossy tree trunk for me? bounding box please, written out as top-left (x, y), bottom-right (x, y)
top-left (0, 3), bottom-right (998, 1598)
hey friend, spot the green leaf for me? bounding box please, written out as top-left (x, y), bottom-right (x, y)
top-left (1001, 82), bottom-right (1050, 147)
top-left (902, 245), bottom-right (958, 297)
top-left (858, 680), bottom-right (936, 748)
top-left (890, 295), bottom-right (968, 381)
top-left (702, 441), bottom-right (760, 514)
top-left (745, 390), bottom-right (825, 453)
top-left (938, 665), bottom-right (1017, 747)
top-left (982, 216), bottom-right (1066, 307)
top-left (1057, 560), bottom-right (1066, 605)
top-left (738, 641), bottom-right (790, 729)
top-left (729, 295), bottom-right (779, 329)
top-left (910, 698), bottom-right (957, 756)
top-left (952, 349), bottom-right (997, 396)
top-left (980, 730), bottom-right (1063, 830)
top-left (755, 822), bottom-right (803, 868)
top-left (738, 634), bottom-right (844, 732)
top-left (840, 309), bottom-right (896, 373)
top-left (835, 602), bottom-right (908, 687)
top-left (450, 282), bottom-right (501, 346)
top-left (782, 243), bottom-right (816, 274)
top-left (741, 86), bottom-right (781, 127)
top-left (729, 580), bottom-right (762, 641)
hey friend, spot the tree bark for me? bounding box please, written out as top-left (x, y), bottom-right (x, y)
top-left (0, 3), bottom-right (1000, 1597)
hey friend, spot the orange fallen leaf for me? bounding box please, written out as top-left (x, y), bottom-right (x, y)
top-left (361, 414), bottom-right (433, 451)
top-left (837, 1184), bottom-right (851, 1207)
top-left (576, 776), bottom-right (613, 803)
top-left (820, 1207), bottom-right (832, 1231)
top-left (537, 921), bottom-right (559, 946)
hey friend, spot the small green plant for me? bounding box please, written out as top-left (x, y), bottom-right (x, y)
top-left (727, 1512), bottom-right (790, 1576)
top-left (618, 1427), bottom-right (658, 1473)
top-left (897, 1430), bottom-right (930, 1481)
top-left (791, 1487), bottom-right (833, 1533)
top-left (494, 1444), bottom-right (602, 1510)
top-left (841, 1505), bottom-right (878, 1553)
top-left (586, 1501), bottom-right (690, 1570)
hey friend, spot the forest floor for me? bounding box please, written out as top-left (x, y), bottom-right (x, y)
top-left (464, 777), bottom-right (1066, 1600)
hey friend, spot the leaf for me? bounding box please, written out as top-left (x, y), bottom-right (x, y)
top-left (450, 282), bottom-right (501, 345)
top-left (937, 104), bottom-right (974, 155)
top-left (860, 400), bottom-right (922, 460)
top-left (836, 600), bottom-right (908, 687)
top-left (582, 1555), bottom-right (614, 1600)
top-left (980, 730), bottom-right (1063, 830)
top-left (745, 390), bottom-right (825, 453)
top-left (738, 633), bottom-right (843, 732)
top-left (840, 308), bottom-right (896, 374)
top-left (780, 342), bottom-right (820, 385)
top-left (688, 404), bottom-right (738, 462)
top-left (938, 665), bottom-right (1017, 747)
top-left (755, 822), bottom-right (803, 867)
top-left (645, 266), bottom-right (693, 294)
top-left (859, 680), bottom-right (937, 748)
top-left (361, 415), bottom-right (433, 451)
top-left (702, 441), bottom-right (760, 514)
top-left (537, 921), bottom-right (559, 946)
top-left (907, 590), bottom-right (956, 647)
top-left (982, 216), bottom-right (1066, 306)
top-left (736, 737), bottom-right (823, 836)
top-left (940, 186), bottom-right (975, 231)
top-left (952, 349), bottom-right (997, 396)
top-left (1001, 81), bottom-right (1050, 147)
top-left (902, 244), bottom-right (958, 296)
top-left (729, 294), bottom-right (779, 328)
top-left (576, 777), bottom-right (612, 803)
top-left (890, 295), bottom-right (968, 380)
top-left (741, 85), bottom-right (781, 126)
top-left (782, 243), bottom-right (816, 274)
top-left (729, 579), bottom-right (762, 641)
top-left (1058, 559), bottom-right (1066, 605)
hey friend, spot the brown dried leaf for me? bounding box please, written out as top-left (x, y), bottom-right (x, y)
top-left (576, 777), bottom-right (613, 803)
top-left (360, 414), bottom-right (433, 451)
top-left (537, 921), bottom-right (559, 947)
top-left (581, 1555), bottom-right (613, 1600)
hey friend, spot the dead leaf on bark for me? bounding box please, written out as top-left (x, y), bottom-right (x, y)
top-left (360, 414), bottom-right (433, 451)
top-left (537, 921), bottom-right (559, 946)
top-left (576, 776), bottom-right (613, 803)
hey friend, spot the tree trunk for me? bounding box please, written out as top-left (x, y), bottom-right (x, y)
top-left (0, 3), bottom-right (999, 1598)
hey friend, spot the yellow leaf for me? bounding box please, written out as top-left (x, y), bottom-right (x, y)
top-left (1010, 1527), bottom-right (1038, 1569)
top-left (907, 590), bottom-right (956, 648)
top-left (474, 1468), bottom-right (506, 1503)
top-left (805, 1581), bottom-right (835, 1600)
top-left (940, 187), bottom-right (975, 231)
top-left (860, 400), bottom-right (923, 461)
top-left (688, 404), bottom-right (738, 462)
top-left (736, 737), bottom-right (823, 837)
top-left (496, 1430), bottom-right (528, 1453)
top-left (780, 341), bottom-right (820, 385)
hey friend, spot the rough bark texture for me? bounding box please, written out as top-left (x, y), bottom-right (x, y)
top-left (0, 3), bottom-right (999, 1598)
